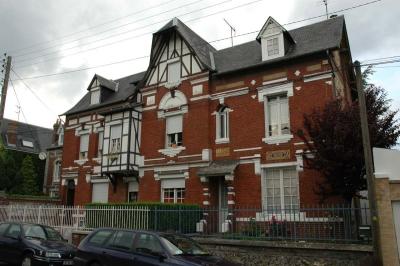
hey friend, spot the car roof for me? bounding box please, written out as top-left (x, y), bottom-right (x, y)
top-left (93, 228), bottom-right (182, 237)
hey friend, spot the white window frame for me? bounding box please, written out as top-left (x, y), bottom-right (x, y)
top-left (258, 82), bottom-right (293, 144)
top-left (97, 131), bottom-right (104, 158)
top-left (161, 188), bottom-right (185, 203)
top-left (262, 166), bottom-right (299, 213)
top-left (79, 134), bottom-right (89, 159)
top-left (266, 94), bottom-right (290, 137)
top-left (215, 106), bottom-right (229, 144)
top-left (90, 88), bottom-right (101, 105)
top-left (261, 34), bottom-right (285, 61)
top-left (165, 115), bottom-right (183, 148)
top-left (109, 125), bottom-right (122, 165)
top-left (53, 160), bottom-right (61, 183)
top-left (267, 37), bottom-right (279, 56)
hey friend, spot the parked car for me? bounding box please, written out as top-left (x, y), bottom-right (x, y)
top-left (0, 222), bottom-right (76, 266)
top-left (74, 228), bottom-right (241, 266)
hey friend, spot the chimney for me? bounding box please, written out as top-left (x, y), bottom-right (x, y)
top-left (53, 120), bottom-right (60, 145)
top-left (6, 121), bottom-right (18, 146)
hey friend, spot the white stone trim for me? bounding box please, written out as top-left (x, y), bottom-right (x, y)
top-left (190, 76), bottom-right (209, 85)
top-left (74, 159), bottom-right (88, 166)
top-left (262, 77), bottom-right (287, 86)
top-left (210, 87), bottom-right (249, 100)
top-left (141, 90), bottom-right (157, 97)
top-left (157, 105), bottom-right (188, 118)
top-left (257, 82), bottom-right (293, 102)
top-left (262, 134), bottom-right (293, 144)
top-left (91, 178), bottom-right (110, 184)
top-left (144, 157), bottom-right (165, 162)
top-left (240, 154), bottom-right (261, 160)
top-left (143, 105), bottom-right (157, 111)
top-left (261, 161), bottom-right (298, 168)
top-left (215, 138), bottom-right (229, 144)
top-left (234, 147), bottom-right (262, 152)
top-left (190, 95), bottom-right (210, 102)
top-left (178, 154), bottom-right (202, 159)
top-left (303, 72), bottom-right (332, 83)
top-left (158, 146), bottom-right (186, 157)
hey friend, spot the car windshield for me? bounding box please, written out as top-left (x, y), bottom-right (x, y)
top-left (44, 226), bottom-right (63, 241)
top-left (23, 225), bottom-right (47, 240)
top-left (160, 234), bottom-right (209, 256)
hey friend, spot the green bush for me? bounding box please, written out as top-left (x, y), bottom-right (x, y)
top-left (85, 202), bottom-right (202, 234)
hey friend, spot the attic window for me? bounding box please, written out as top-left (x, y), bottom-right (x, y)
top-left (90, 89), bottom-right (100, 105)
top-left (22, 140), bottom-right (34, 148)
top-left (267, 38), bottom-right (279, 56)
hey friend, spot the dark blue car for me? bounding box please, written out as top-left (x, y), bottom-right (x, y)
top-left (0, 222), bottom-right (76, 266)
top-left (74, 228), bottom-right (240, 266)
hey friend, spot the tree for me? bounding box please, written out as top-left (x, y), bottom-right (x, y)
top-left (298, 67), bottom-right (400, 203)
top-left (20, 155), bottom-right (39, 195)
top-left (0, 139), bottom-right (17, 192)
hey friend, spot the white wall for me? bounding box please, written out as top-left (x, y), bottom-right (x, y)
top-left (373, 147), bottom-right (400, 180)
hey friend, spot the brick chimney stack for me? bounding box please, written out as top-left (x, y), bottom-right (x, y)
top-left (6, 120), bottom-right (18, 146)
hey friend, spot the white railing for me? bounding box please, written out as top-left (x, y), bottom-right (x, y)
top-left (0, 204), bottom-right (150, 235)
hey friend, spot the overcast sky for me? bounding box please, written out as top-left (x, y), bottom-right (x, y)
top-left (0, 0), bottom-right (399, 129)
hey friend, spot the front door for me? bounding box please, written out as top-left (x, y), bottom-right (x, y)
top-left (218, 179), bottom-right (228, 233)
top-left (66, 180), bottom-right (75, 206)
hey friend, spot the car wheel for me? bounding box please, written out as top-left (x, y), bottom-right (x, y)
top-left (21, 254), bottom-right (33, 266)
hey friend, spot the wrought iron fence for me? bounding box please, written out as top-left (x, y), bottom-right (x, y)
top-left (0, 204), bottom-right (371, 244)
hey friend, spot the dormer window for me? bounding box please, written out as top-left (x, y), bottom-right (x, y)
top-left (267, 37), bottom-right (279, 56)
top-left (90, 88), bottom-right (100, 105)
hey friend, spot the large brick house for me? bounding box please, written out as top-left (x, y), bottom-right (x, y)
top-left (60, 15), bottom-right (354, 213)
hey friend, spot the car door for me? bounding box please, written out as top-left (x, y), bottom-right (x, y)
top-left (0, 223), bottom-right (10, 262)
top-left (132, 233), bottom-right (168, 266)
top-left (84, 229), bottom-right (115, 264)
top-left (2, 223), bottom-right (23, 264)
top-left (102, 230), bottom-right (136, 266)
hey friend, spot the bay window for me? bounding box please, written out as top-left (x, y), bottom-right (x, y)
top-left (166, 115), bottom-right (183, 147)
top-left (109, 125), bottom-right (122, 165)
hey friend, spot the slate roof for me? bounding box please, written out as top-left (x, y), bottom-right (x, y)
top-left (89, 74), bottom-right (117, 91)
top-left (213, 15), bottom-right (345, 74)
top-left (64, 71), bottom-right (145, 115)
top-left (198, 160), bottom-right (239, 176)
top-left (154, 18), bottom-right (217, 70)
top-left (0, 118), bottom-right (53, 154)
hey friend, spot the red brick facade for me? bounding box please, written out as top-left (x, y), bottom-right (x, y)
top-left (59, 17), bottom-right (354, 210)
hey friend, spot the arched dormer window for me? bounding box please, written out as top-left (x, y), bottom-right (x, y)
top-left (53, 160), bottom-right (61, 183)
top-left (216, 105), bottom-right (230, 144)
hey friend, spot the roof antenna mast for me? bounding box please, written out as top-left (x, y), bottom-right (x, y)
top-left (223, 18), bottom-right (236, 47)
top-left (323, 0), bottom-right (329, 19)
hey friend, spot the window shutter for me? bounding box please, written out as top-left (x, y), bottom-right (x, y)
top-left (110, 125), bottom-right (122, 139)
top-left (91, 183), bottom-right (109, 203)
top-left (167, 62), bottom-right (180, 83)
top-left (98, 131), bottom-right (104, 150)
top-left (80, 134), bottom-right (89, 152)
top-left (166, 115), bottom-right (182, 134)
top-left (161, 178), bottom-right (185, 189)
top-left (90, 89), bottom-right (100, 105)
top-left (128, 181), bottom-right (139, 192)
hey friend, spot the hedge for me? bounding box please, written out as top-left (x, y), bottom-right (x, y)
top-left (84, 202), bottom-right (202, 234)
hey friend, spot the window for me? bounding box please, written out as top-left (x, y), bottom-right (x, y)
top-left (216, 106), bottom-right (229, 142)
top-left (109, 125), bottom-right (122, 165)
top-left (53, 160), bottom-right (61, 183)
top-left (5, 224), bottom-right (21, 239)
top-left (0, 223), bottom-right (9, 236)
top-left (97, 131), bottom-right (104, 158)
top-left (58, 127), bottom-right (64, 146)
top-left (128, 181), bottom-right (138, 203)
top-left (107, 231), bottom-right (135, 250)
top-left (266, 94), bottom-right (290, 137)
top-left (22, 224), bottom-right (46, 240)
top-left (166, 115), bottom-right (183, 148)
top-left (135, 233), bottom-right (164, 255)
top-left (263, 167), bottom-right (298, 212)
top-left (21, 140), bottom-right (34, 148)
top-left (79, 134), bottom-right (89, 159)
top-left (90, 89), bottom-right (100, 105)
top-left (167, 61), bottom-right (180, 83)
top-left (161, 179), bottom-right (185, 203)
top-left (267, 37), bottom-right (279, 56)
top-left (88, 230), bottom-right (114, 246)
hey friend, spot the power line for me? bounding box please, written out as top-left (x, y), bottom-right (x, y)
top-left (9, 0), bottom-right (181, 55)
top-left (13, 0), bottom-right (211, 61)
top-left (12, 0), bottom-right (386, 80)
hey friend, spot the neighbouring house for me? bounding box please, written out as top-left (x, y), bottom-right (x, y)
top-left (0, 118), bottom-right (53, 192)
top-left (42, 119), bottom-right (64, 198)
top-left (60, 15), bottom-right (355, 217)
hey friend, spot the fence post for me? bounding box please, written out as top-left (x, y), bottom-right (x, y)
top-left (178, 205), bottom-right (182, 233)
top-left (37, 206), bottom-right (42, 224)
top-left (7, 205), bottom-right (12, 221)
top-left (22, 205), bottom-right (26, 222)
top-left (111, 206), bottom-right (115, 228)
top-left (154, 206), bottom-right (157, 231)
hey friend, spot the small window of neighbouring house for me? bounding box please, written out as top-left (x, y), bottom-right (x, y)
top-left (21, 140), bottom-right (34, 148)
top-left (58, 127), bottom-right (64, 146)
top-left (266, 94), bottom-right (290, 137)
top-left (267, 37), bottom-right (279, 56)
top-left (90, 89), bottom-right (100, 105)
top-left (79, 134), bottom-right (89, 159)
top-left (53, 160), bottom-right (61, 183)
top-left (166, 115), bottom-right (183, 148)
top-left (167, 61), bottom-right (180, 83)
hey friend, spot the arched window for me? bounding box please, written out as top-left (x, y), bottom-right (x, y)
top-left (53, 160), bottom-right (61, 183)
top-left (216, 105), bottom-right (229, 143)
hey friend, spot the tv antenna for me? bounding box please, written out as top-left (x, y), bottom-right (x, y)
top-left (15, 105), bottom-right (21, 121)
top-left (323, 0), bottom-right (329, 19)
top-left (223, 18), bottom-right (236, 47)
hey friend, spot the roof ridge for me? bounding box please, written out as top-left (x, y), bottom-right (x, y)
top-left (287, 15), bottom-right (344, 33)
top-left (2, 118), bottom-right (53, 131)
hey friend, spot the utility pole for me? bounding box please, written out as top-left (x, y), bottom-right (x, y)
top-left (0, 55), bottom-right (12, 125)
top-left (323, 0), bottom-right (329, 19)
top-left (354, 60), bottom-right (382, 265)
top-left (223, 18), bottom-right (236, 47)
